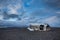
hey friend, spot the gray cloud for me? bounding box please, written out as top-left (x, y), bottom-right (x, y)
top-left (43, 0), bottom-right (60, 8)
top-left (0, 0), bottom-right (60, 27)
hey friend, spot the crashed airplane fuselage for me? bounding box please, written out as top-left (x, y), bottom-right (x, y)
top-left (27, 23), bottom-right (51, 31)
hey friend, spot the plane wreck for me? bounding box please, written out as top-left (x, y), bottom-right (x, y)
top-left (27, 23), bottom-right (51, 31)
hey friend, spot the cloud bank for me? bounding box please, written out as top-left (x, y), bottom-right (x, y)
top-left (0, 0), bottom-right (60, 27)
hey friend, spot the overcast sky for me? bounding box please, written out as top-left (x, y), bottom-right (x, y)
top-left (0, 0), bottom-right (60, 27)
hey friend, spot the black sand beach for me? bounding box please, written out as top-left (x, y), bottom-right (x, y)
top-left (0, 27), bottom-right (60, 40)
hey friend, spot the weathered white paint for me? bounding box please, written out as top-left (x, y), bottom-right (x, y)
top-left (27, 23), bottom-right (50, 31)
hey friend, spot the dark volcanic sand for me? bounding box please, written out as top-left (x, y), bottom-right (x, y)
top-left (0, 27), bottom-right (60, 40)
